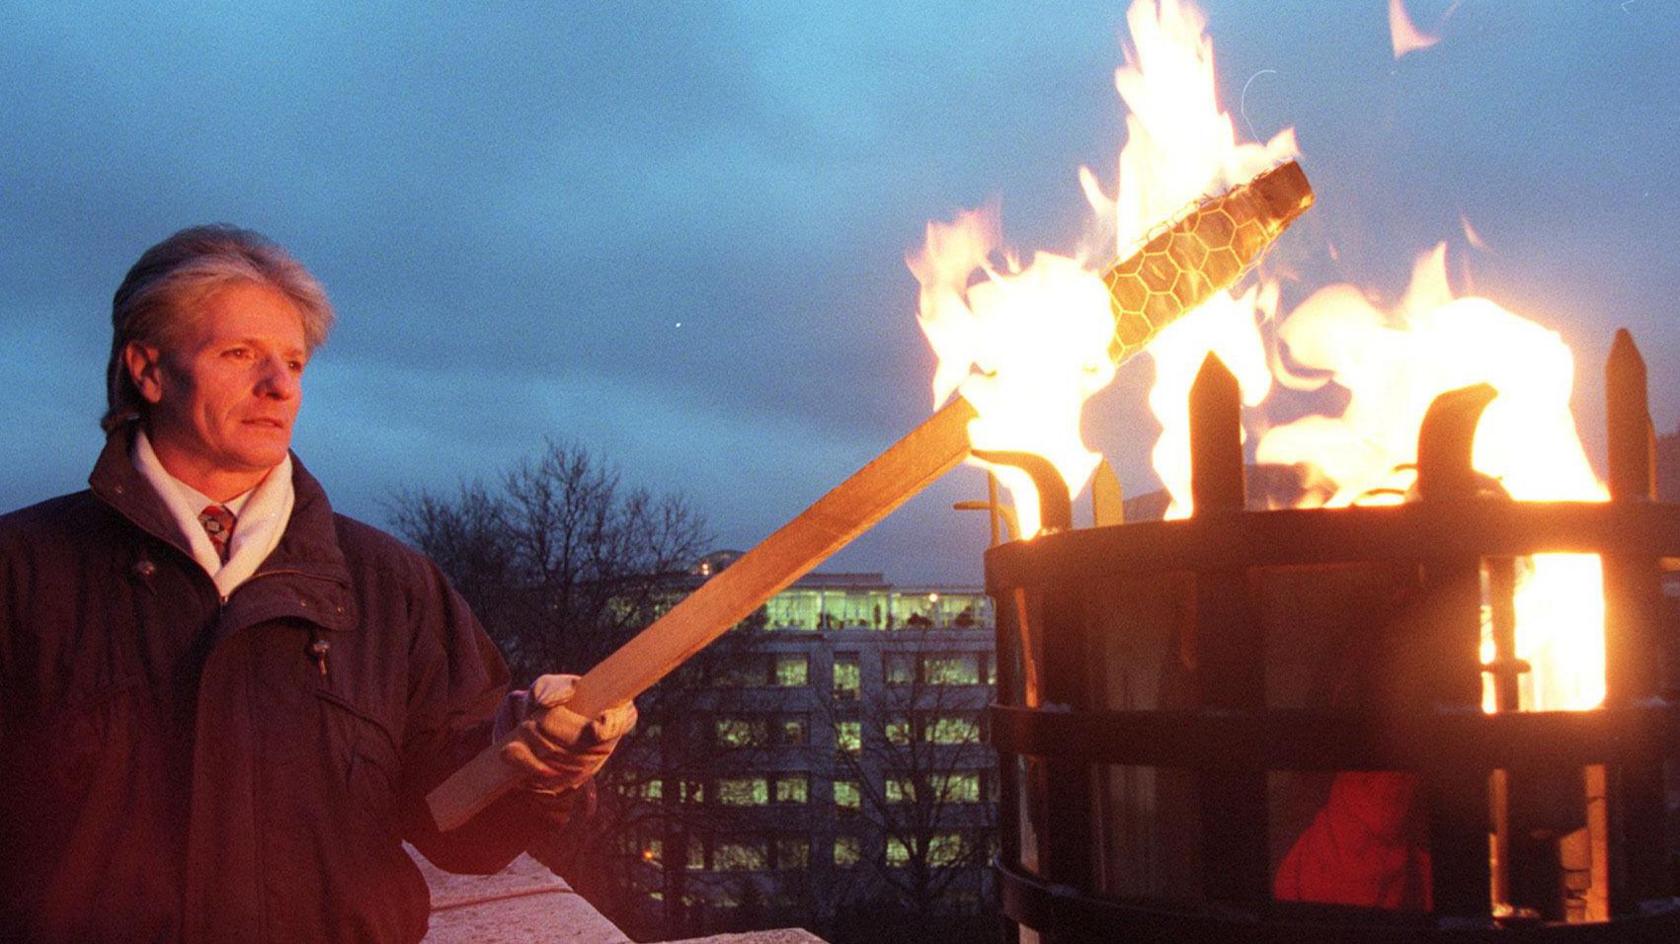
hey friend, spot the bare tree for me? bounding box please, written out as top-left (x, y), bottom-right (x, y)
top-left (392, 450), bottom-right (792, 938)
top-left (819, 649), bottom-right (997, 940)
top-left (391, 440), bottom-right (709, 683)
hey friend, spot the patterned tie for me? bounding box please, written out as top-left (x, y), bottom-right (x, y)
top-left (199, 504), bottom-right (236, 563)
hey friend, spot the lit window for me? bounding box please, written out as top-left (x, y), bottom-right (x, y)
top-left (714, 840), bottom-right (768, 871)
top-left (773, 774), bottom-right (809, 804)
top-left (834, 835), bottom-right (860, 867)
top-left (835, 721), bottom-right (861, 754)
top-left (884, 716), bottom-right (912, 746)
top-left (775, 654), bottom-right (809, 686)
top-left (886, 832), bottom-right (967, 867)
top-left (766, 590), bottom-right (820, 630)
top-left (775, 837), bottom-right (810, 870)
top-left (930, 772), bottom-right (981, 803)
top-left (714, 717), bottom-right (769, 748)
top-left (924, 653), bottom-right (980, 685)
top-left (680, 780), bottom-right (704, 804)
top-left (833, 653), bottom-right (860, 698)
top-left (884, 653), bottom-right (915, 685)
top-left (780, 717), bottom-right (808, 745)
top-left (641, 839), bottom-right (663, 865)
top-left (924, 714), bottom-right (982, 744)
top-left (686, 842), bottom-right (706, 871)
top-left (886, 835), bottom-right (912, 866)
top-left (717, 778), bottom-right (769, 806)
top-left (834, 779), bottom-right (860, 811)
top-left (889, 591), bottom-right (940, 629)
top-left (928, 832), bottom-right (968, 867)
top-left (885, 777), bottom-right (917, 805)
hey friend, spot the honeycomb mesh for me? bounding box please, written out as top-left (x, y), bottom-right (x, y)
top-left (1102, 160), bottom-right (1314, 365)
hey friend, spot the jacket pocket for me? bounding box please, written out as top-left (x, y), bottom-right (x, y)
top-left (311, 687), bottom-right (402, 830)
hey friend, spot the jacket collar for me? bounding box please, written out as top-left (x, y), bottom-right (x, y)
top-left (89, 424), bottom-right (357, 632)
top-left (89, 424), bottom-right (188, 556)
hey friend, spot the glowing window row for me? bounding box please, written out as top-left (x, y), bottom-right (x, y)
top-left (623, 770), bottom-right (987, 809)
top-left (679, 649), bottom-right (996, 695)
top-left (713, 715), bottom-right (808, 748)
top-left (835, 771), bottom-right (989, 809)
top-left (833, 651), bottom-right (997, 698)
top-left (759, 589), bottom-right (993, 631)
top-left (834, 713), bottom-right (984, 753)
top-left (625, 832), bottom-right (993, 871)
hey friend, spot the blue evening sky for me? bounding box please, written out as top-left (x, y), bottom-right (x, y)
top-left (3, 2), bottom-right (1676, 583)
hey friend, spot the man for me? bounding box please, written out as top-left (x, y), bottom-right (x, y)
top-left (0, 225), bottom-right (635, 942)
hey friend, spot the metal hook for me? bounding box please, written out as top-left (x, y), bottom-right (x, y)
top-left (970, 450), bottom-right (1074, 534)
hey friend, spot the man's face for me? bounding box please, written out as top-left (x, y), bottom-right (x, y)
top-left (126, 280), bottom-right (310, 496)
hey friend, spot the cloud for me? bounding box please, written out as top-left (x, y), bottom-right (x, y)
top-left (3, 2), bottom-right (1678, 584)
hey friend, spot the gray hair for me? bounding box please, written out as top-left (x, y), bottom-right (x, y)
top-left (102, 224), bottom-right (335, 433)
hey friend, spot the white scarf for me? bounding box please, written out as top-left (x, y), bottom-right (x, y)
top-left (132, 429), bottom-right (296, 598)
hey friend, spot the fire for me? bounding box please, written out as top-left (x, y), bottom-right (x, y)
top-left (1258, 244), bottom-right (1603, 510)
top-left (909, 214), bottom-right (1117, 539)
top-left (1145, 284), bottom-right (1276, 519)
top-left (1388, 0), bottom-right (1444, 59)
top-left (1259, 245), bottom-right (1608, 711)
top-left (910, 0), bottom-right (1293, 536)
top-left (911, 1), bottom-right (1609, 713)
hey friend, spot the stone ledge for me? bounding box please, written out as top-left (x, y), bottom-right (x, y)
top-left (412, 847), bottom-right (824, 944)
top-left (415, 848), bottom-right (631, 944)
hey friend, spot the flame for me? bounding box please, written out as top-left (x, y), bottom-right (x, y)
top-left (912, 0), bottom-right (1607, 712)
top-left (1146, 284), bottom-right (1276, 519)
top-left (910, 0), bottom-right (1293, 535)
top-left (1258, 245), bottom-right (1607, 710)
top-left (909, 215), bottom-right (1116, 538)
top-left (1389, 0), bottom-right (1442, 59)
top-left (1460, 213), bottom-right (1491, 252)
top-left (1113, 0), bottom-right (1294, 519)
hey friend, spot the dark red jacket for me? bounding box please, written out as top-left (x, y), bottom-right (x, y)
top-left (0, 431), bottom-right (557, 942)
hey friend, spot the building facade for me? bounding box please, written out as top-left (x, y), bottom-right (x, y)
top-left (600, 558), bottom-right (998, 937)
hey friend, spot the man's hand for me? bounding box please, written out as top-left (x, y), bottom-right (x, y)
top-left (499, 674), bottom-right (637, 798)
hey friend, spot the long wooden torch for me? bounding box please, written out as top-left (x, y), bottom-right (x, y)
top-left (427, 160), bottom-right (1315, 831)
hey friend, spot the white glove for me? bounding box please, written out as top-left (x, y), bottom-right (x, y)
top-left (499, 674), bottom-right (637, 797)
